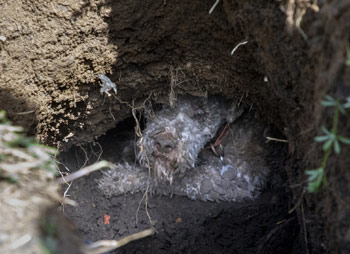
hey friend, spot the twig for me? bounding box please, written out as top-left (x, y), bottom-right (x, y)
top-left (289, 180), bottom-right (308, 188)
top-left (132, 106), bottom-right (154, 225)
top-left (288, 188), bottom-right (306, 214)
top-left (56, 163), bottom-right (73, 212)
top-left (90, 141), bottom-right (103, 162)
top-left (136, 182), bottom-right (154, 226)
top-left (85, 228), bottom-right (155, 254)
top-left (231, 41), bottom-right (248, 55)
top-left (209, 0), bottom-right (220, 14)
top-left (168, 66), bottom-right (188, 108)
top-left (109, 106), bottom-right (116, 121)
top-left (295, 9), bottom-right (308, 41)
top-left (112, 93), bottom-right (155, 225)
top-left (238, 94), bottom-right (244, 107)
top-left (53, 149), bottom-right (72, 212)
top-left (78, 144), bottom-right (90, 169)
top-left (301, 202), bottom-right (309, 254)
top-left (213, 123), bottom-right (230, 147)
top-left (15, 110), bottom-right (35, 115)
top-left (266, 137), bottom-right (288, 143)
top-left (56, 160), bottom-right (114, 184)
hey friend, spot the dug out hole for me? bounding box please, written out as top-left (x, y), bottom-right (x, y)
top-left (59, 100), bottom-right (302, 254)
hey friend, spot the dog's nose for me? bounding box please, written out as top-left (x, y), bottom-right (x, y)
top-left (154, 134), bottom-right (176, 153)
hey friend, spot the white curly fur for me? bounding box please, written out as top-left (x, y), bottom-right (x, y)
top-left (98, 95), bottom-right (270, 202)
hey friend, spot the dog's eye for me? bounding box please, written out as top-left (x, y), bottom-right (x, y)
top-left (193, 109), bottom-right (205, 117)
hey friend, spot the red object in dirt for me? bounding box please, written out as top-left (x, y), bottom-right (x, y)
top-left (104, 214), bottom-right (110, 225)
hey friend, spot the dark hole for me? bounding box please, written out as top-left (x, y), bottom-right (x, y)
top-left (58, 103), bottom-right (302, 254)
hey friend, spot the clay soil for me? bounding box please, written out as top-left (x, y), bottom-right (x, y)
top-left (1, 0), bottom-right (350, 254)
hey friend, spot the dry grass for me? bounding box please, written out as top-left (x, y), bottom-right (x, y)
top-left (0, 112), bottom-right (61, 253)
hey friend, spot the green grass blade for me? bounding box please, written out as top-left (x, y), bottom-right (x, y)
top-left (322, 138), bottom-right (333, 151)
top-left (321, 100), bottom-right (336, 107)
top-left (334, 139), bottom-right (341, 154)
top-left (314, 135), bottom-right (329, 142)
top-left (321, 126), bottom-right (331, 135)
top-left (338, 135), bottom-right (350, 144)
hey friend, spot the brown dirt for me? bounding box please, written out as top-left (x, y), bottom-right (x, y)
top-left (1, 0), bottom-right (350, 253)
top-left (59, 121), bottom-right (298, 254)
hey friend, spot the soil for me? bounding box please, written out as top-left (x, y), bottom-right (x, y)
top-left (1, 0), bottom-right (350, 253)
top-left (59, 121), bottom-right (299, 254)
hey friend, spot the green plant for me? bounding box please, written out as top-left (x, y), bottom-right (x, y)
top-left (346, 43), bottom-right (350, 67)
top-left (0, 110), bottom-right (9, 124)
top-left (39, 218), bottom-right (58, 254)
top-left (306, 96), bottom-right (350, 192)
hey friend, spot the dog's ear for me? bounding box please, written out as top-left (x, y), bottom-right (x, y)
top-left (226, 103), bottom-right (245, 123)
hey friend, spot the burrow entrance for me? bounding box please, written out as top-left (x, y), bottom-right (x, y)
top-left (2, 0), bottom-right (349, 253)
top-left (59, 98), bottom-right (303, 254)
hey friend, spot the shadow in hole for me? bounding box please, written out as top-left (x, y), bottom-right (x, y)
top-left (65, 1), bottom-right (305, 253)
top-left (60, 111), bottom-right (304, 254)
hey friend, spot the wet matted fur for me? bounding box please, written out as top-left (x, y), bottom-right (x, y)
top-left (98, 95), bottom-right (270, 202)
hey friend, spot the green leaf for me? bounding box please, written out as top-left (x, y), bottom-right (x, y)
top-left (325, 95), bottom-right (335, 102)
top-left (306, 169), bottom-right (318, 181)
top-left (315, 135), bottom-right (329, 142)
top-left (306, 168), bottom-right (324, 193)
top-left (322, 173), bottom-right (328, 186)
top-left (0, 110), bottom-right (9, 124)
top-left (346, 46), bottom-right (350, 66)
top-left (321, 100), bottom-right (336, 107)
top-left (338, 135), bottom-right (350, 144)
top-left (321, 126), bottom-right (331, 135)
top-left (0, 110), bottom-right (6, 120)
top-left (322, 138), bottom-right (333, 151)
top-left (8, 175), bottom-right (18, 183)
top-left (334, 139), bottom-right (341, 154)
top-left (8, 135), bottom-right (35, 148)
top-left (344, 98), bottom-right (350, 108)
top-left (337, 103), bottom-right (346, 115)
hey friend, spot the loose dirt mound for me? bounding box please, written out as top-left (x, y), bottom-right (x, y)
top-left (1, 0), bottom-right (350, 253)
